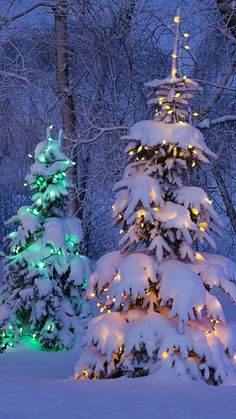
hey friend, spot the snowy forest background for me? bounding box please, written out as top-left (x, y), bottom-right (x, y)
top-left (0, 0), bottom-right (235, 261)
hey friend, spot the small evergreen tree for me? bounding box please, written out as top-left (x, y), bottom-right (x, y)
top-left (74, 16), bottom-right (236, 384)
top-left (0, 127), bottom-right (90, 351)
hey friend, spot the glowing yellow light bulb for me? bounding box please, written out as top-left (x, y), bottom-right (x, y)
top-left (183, 33), bottom-right (189, 38)
top-left (119, 229), bottom-right (124, 234)
top-left (82, 369), bottom-right (89, 376)
top-left (108, 309), bottom-right (111, 313)
top-left (207, 199), bottom-right (213, 205)
top-left (191, 207), bottom-right (199, 216)
top-left (97, 302), bottom-right (101, 307)
top-left (165, 105), bottom-right (171, 110)
top-left (199, 221), bottom-right (208, 230)
top-left (114, 273), bottom-right (121, 281)
top-left (172, 53), bottom-right (177, 59)
top-left (167, 110), bottom-right (173, 115)
top-left (213, 330), bottom-right (217, 336)
top-left (152, 207), bottom-right (159, 211)
top-left (192, 162), bottom-right (196, 167)
top-left (183, 75), bottom-right (187, 80)
top-left (187, 144), bottom-right (193, 149)
top-left (100, 307), bottom-right (104, 313)
top-left (162, 351), bottom-right (168, 359)
top-left (138, 210), bottom-right (146, 217)
top-left (193, 112), bottom-right (199, 117)
top-left (174, 15), bottom-right (180, 23)
top-left (159, 100), bottom-right (163, 105)
top-left (137, 145), bottom-right (143, 152)
top-left (162, 139), bottom-right (167, 144)
top-left (184, 45), bottom-right (190, 50)
top-left (175, 92), bottom-right (180, 97)
top-left (179, 121), bottom-right (184, 125)
top-left (195, 252), bottom-right (205, 261)
top-left (140, 223), bottom-right (144, 228)
top-left (199, 226), bottom-right (205, 232)
top-left (129, 150), bottom-right (134, 155)
top-left (103, 287), bottom-right (109, 292)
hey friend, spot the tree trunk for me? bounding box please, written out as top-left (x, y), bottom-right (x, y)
top-left (53, 0), bottom-right (79, 216)
top-left (216, 0), bottom-right (236, 39)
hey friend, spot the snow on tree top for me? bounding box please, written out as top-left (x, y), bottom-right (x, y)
top-left (145, 76), bottom-right (200, 90)
top-left (123, 121), bottom-right (215, 157)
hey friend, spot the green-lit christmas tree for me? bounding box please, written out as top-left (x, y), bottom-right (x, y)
top-left (0, 127), bottom-right (91, 351)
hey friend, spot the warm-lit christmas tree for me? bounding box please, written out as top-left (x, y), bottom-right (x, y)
top-left (0, 127), bottom-right (91, 351)
top-left (74, 15), bottom-right (236, 384)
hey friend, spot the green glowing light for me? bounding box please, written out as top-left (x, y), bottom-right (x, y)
top-left (32, 208), bottom-right (39, 215)
top-left (50, 191), bottom-right (55, 197)
top-left (19, 327), bottom-right (23, 333)
top-left (38, 261), bottom-right (45, 269)
top-left (46, 323), bottom-right (54, 332)
top-left (21, 335), bottom-right (41, 351)
top-left (36, 198), bottom-right (42, 205)
top-left (8, 324), bottom-right (13, 331)
top-left (9, 232), bottom-right (17, 238)
top-left (82, 278), bottom-right (87, 289)
top-left (38, 155), bottom-right (46, 163)
top-left (9, 342), bottom-right (13, 347)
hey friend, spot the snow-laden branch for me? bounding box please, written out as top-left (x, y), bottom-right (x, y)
top-left (193, 78), bottom-right (236, 93)
top-left (0, 71), bottom-right (30, 84)
top-left (196, 115), bottom-right (236, 129)
top-left (78, 114), bottom-right (236, 146)
top-left (79, 125), bottom-right (129, 145)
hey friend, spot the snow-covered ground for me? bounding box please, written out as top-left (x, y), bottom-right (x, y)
top-left (1, 268), bottom-right (236, 419)
top-left (1, 343), bottom-right (236, 419)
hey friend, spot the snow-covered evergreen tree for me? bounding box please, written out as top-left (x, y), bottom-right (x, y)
top-left (74, 16), bottom-right (236, 384)
top-left (0, 127), bottom-right (91, 351)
